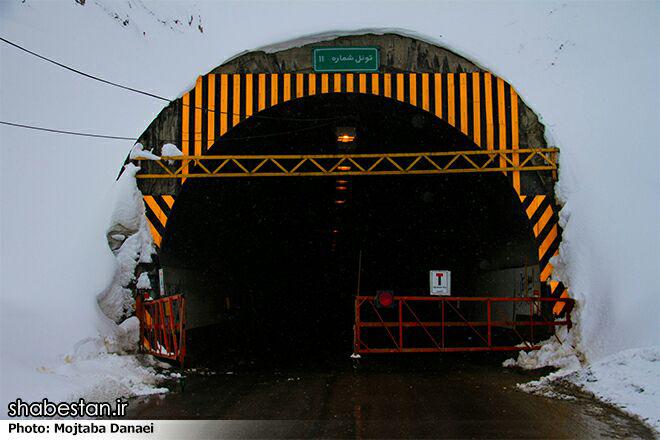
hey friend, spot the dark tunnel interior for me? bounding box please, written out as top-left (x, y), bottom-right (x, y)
top-left (159, 94), bottom-right (539, 364)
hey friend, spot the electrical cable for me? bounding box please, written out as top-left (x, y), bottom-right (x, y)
top-left (0, 36), bottom-right (343, 122)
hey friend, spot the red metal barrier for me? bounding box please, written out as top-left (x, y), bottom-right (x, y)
top-left (136, 294), bottom-right (186, 364)
top-left (353, 296), bottom-right (574, 354)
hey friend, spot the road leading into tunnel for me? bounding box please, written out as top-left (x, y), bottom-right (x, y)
top-left (126, 354), bottom-right (654, 439)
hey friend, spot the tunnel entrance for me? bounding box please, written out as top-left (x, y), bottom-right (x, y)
top-left (157, 93), bottom-right (539, 364)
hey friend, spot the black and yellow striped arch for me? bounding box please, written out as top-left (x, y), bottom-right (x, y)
top-left (142, 72), bottom-right (565, 304)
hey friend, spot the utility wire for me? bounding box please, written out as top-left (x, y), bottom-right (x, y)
top-left (0, 120), bottom-right (137, 140)
top-left (0, 118), bottom-right (338, 142)
top-left (0, 36), bottom-right (342, 122)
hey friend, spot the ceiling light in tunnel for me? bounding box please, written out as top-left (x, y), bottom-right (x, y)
top-left (336, 186), bottom-right (348, 191)
top-left (337, 165), bottom-right (351, 171)
top-left (336, 126), bottom-right (356, 143)
top-left (334, 200), bottom-right (346, 205)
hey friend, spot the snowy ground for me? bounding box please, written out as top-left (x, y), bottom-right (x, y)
top-left (1, 0), bottom-right (658, 427)
top-left (511, 346), bottom-right (660, 432)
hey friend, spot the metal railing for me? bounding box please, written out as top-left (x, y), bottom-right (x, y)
top-left (353, 295), bottom-right (574, 354)
top-left (134, 148), bottom-right (558, 179)
top-left (136, 294), bottom-right (186, 364)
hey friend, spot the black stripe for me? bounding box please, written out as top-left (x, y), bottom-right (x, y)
top-left (491, 76), bottom-right (500, 149)
top-left (528, 197), bottom-right (552, 228)
top-left (504, 82), bottom-right (513, 149)
top-left (239, 74), bottom-right (247, 122)
top-left (201, 75), bottom-right (208, 153)
top-left (265, 74), bottom-right (273, 108)
top-left (250, 74), bottom-right (258, 117)
top-left (226, 74), bottom-right (235, 129)
top-left (402, 74), bottom-right (410, 104)
top-left (479, 73), bottom-right (487, 148)
top-left (466, 74), bottom-right (474, 141)
top-left (428, 74), bottom-right (436, 116)
top-left (277, 73), bottom-right (284, 104)
top-left (536, 210), bottom-right (558, 244)
top-left (188, 82), bottom-right (196, 147)
top-left (366, 73), bottom-right (373, 96)
top-left (416, 74), bottom-right (424, 110)
top-left (378, 73), bottom-right (385, 97)
top-left (520, 195), bottom-right (534, 215)
top-left (539, 238), bottom-right (560, 269)
top-left (153, 196), bottom-right (173, 219)
top-left (441, 74), bottom-right (448, 120)
top-left (145, 208), bottom-right (166, 234)
top-left (214, 75), bottom-right (220, 145)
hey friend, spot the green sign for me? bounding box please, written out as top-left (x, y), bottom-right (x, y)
top-left (313, 47), bottom-right (379, 72)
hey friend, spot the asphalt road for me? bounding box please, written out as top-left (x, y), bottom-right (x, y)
top-left (126, 353), bottom-right (654, 439)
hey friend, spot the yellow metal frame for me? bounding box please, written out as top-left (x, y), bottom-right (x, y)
top-left (135, 148), bottom-right (558, 179)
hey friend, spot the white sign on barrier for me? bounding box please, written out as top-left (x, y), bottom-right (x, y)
top-left (430, 270), bottom-right (451, 296)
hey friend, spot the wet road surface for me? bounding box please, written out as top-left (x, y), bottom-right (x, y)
top-left (127, 353), bottom-right (654, 439)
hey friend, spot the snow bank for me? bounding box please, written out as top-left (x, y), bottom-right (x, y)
top-left (518, 346), bottom-right (660, 432)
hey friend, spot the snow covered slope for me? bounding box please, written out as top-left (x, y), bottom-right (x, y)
top-left (1, 0), bottom-right (658, 419)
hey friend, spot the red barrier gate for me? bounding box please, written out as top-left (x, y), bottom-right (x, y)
top-left (353, 296), bottom-right (574, 354)
top-left (136, 294), bottom-right (186, 364)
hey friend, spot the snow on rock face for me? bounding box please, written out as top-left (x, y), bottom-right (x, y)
top-left (98, 163), bottom-right (155, 323)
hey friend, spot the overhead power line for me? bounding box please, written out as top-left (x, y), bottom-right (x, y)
top-left (0, 120), bottom-right (137, 140)
top-left (0, 36), bottom-right (341, 122)
top-left (0, 118), bottom-right (338, 142)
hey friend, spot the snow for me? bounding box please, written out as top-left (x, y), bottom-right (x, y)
top-left (1, 0), bottom-right (658, 423)
top-left (129, 142), bottom-right (160, 160)
top-left (518, 346), bottom-right (660, 431)
top-left (136, 272), bottom-right (152, 290)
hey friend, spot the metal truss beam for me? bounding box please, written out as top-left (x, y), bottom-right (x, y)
top-left (134, 148), bottom-right (558, 179)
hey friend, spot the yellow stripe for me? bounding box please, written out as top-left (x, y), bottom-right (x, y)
top-left (553, 290), bottom-right (569, 314)
top-left (283, 73), bottom-right (291, 101)
top-left (484, 73), bottom-right (494, 150)
top-left (409, 74), bottom-right (417, 106)
top-left (296, 73), bottom-right (304, 98)
top-left (147, 219), bottom-right (162, 248)
top-left (162, 195), bottom-right (175, 209)
top-left (359, 74), bottom-right (367, 93)
top-left (245, 74), bottom-right (253, 117)
top-left (511, 87), bottom-right (520, 193)
top-left (384, 74), bottom-right (392, 98)
top-left (144, 196), bottom-right (168, 228)
top-left (421, 73), bottom-right (430, 111)
top-left (182, 92), bottom-right (189, 181)
top-left (540, 262), bottom-right (554, 282)
top-left (472, 72), bottom-right (481, 147)
top-left (459, 73), bottom-right (468, 134)
top-left (271, 74), bottom-right (279, 105)
top-left (194, 77), bottom-right (202, 156)
top-left (534, 204), bottom-right (554, 237)
top-left (497, 77), bottom-right (506, 169)
top-left (258, 74), bottom-right (266, 111)
top-left (346, 73), bottom-right (354, 92)
top-left (308, 73), bottom-right (316, 95)
top-left (220, 74), bottom-right (228, 135)
top-left (334, 73), bottom-right (341, 93)
top-left (371, 73), bottom-right (379, 95)
top-left (321, 74), bottom-right (329, 93)
top-left (526, 195), bottom-right (545, 219)
top-left (232, 75), bottom-right (240, 126)
top-left (207, 74), bottom-right (215, 149)
top-left (447, 74), bottom-right (455, 127)
top-left (434, 74), bottom-right (442, 118)
top-left (396, 74), bottom-right (404, 101)
top-left (539, 225), bottom-right (558, 261)
top-left (519, 195), bottom-right (526, 203)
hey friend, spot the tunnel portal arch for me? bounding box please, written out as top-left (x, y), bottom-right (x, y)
top-left (130, 33), bottom-right (568, 315)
